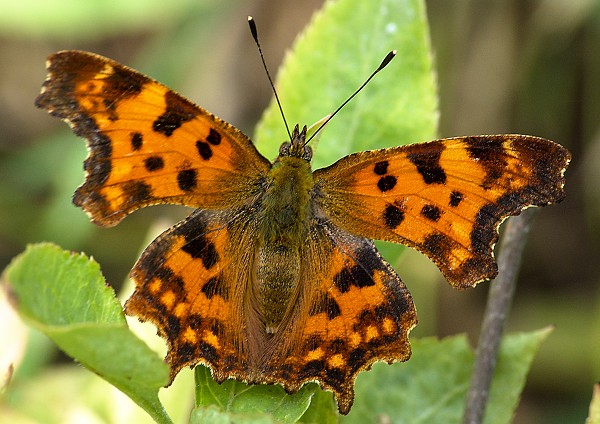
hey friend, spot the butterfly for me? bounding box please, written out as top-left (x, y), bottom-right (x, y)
top-left (35, 50), bottom-right (570, 414)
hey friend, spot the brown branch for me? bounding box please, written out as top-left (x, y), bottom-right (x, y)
top-left (463, 208), bottom-right (539, 424)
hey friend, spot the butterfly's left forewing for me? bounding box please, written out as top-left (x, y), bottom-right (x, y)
top-left (35, 51), bottom-right (270, 227)
top-left (314, 135), bottom-right (570, 288)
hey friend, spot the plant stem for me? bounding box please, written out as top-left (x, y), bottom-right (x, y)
top-left (462, 208), bottom-right (538, 424)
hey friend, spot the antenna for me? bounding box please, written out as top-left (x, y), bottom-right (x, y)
top-left (305, 50), bottom-right (397, 145)
top-left (248, 16), bottom-right (292, 141)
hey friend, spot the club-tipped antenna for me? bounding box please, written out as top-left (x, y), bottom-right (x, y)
top-left (305, 50), bottom-right (397, 145)
top-left (248, 16), bottom-right (292, 141)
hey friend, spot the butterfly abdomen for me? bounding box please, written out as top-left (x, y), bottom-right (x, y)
top-left (255, 154), bottom-right (314, 333)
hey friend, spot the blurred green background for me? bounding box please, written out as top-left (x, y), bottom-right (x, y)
top-left (0, 0), bottom-right (598, 423)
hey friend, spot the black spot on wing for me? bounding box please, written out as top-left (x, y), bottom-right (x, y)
top-left (102, 98), bottom-right (119, 121)
top-left (323, 366), bottom-right (346, 388)
top-left (348, 348), bottom-right (368, 373)
top-left (175, 343), bottom-right (196, 364)
top-left (188, 314), bottom-right (203, 330)
top-left (421, 204), bottom-right (442, 222)
top-left (166, 315), bottom-right (181, 340)
top-left (374, 161), bottom-right (389, 175)
top-left (122, 181), bottom-right (153, 206)
top-left (466, 137), bottom-right (506, 189)
top-left (311, 293), bottom-right (342, 319)
top-left (173, 213), bottom-right (219, 270)
top-left (174, 339), bottom-right (219, 368)
top-left (407, 141), bottom-right (447, 184)
top-left (450, 190), bottom-right (464, 207)
top-left (141, 213), bottom-right (213, 280)
top-left (199, 339), bottom-right (220, 363)
top-left (384, 202), bottom-right (405, 229)
top-left (143, 266), bottom-right (187, 305)
top-left (377, 175), bottom-right (397, 192)
top-left (330, 338), bottom-right (347, 354)
top-left (299, 360), bottom-right (326, 379)
top-left (180, 234), bottom-right (219, 270)
top-left (130, 132), bottom-right (143, 150)
top-left (334, 263), bottom-right (375, 293)
top-left (104, 63), bottom-right (146, 99)
top-left (144, 156), bottom-right (164, 171)
top-left (333, 244), bottom-right (386, 293)
top-left (209, 319), bottom-right (225, 337)
top-left (196, 140), bottom-right (213, 160)
top-left (206, 128), bottom-right (222, 145)
top-left (303, 334), bottom-right (323, 352)
top-left (466, 136), bottom-right (504, 164)
top-left (421, 232), bottom-right (454, 265)
top-left (153, 91), bottom-right (197, 137)
top-left (201, 275), bottom-right (229, 300)
top-left (177, 169), bottom-right (197, 191)
top-left (201, 277), bottom-right (218, 299)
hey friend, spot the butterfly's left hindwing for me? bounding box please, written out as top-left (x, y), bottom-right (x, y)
top-left (314, 135), bottom-right (570, 288)
top-left (35, 51), bottom-right (270, 227)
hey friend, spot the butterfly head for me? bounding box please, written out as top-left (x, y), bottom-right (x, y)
top-left (278, 124), bottom-right (312, 161)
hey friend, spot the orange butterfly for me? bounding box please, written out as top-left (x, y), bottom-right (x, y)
top-left (35, 50), bottom-right (569, 414)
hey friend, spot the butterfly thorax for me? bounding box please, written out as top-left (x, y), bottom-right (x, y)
top-left (255, 125), bottom-right (314, 333)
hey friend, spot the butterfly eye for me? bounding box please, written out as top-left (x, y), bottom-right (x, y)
top-left (279, 142), bottom-right (292, 156)
top-left (302, 145), bottom-right (313, 161)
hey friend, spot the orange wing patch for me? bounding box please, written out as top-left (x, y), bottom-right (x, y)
top-left (315, 135), bottom-right (570, 288)
top-left (35, 51), bottom-right (269, 227)
top-left (267, 222), bottom-right (416, 414)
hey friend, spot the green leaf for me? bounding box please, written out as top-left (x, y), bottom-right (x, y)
top-left (3, 243), bottom-right (172, 424)
top-left (254, 0), bottom-right (438, 169)
top-left (484, 327), bottom-right (553, 423)
top-left (298, 388), bottom-right (339, 424)
top-left (0, 0), bottom-right (209, 39)
top-left (192, 366), bottom-right (318, 423)
top-left (6, 243), bottom-right (123, 326)
top-left (341, 328), bottom-right (551, 424)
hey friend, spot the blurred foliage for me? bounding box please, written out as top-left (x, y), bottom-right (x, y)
top-left (0, 0), bottom-right (211, 40)
top-left (0, 0), bottom-right (599, 423)
top-left (5, 244), bottom-right (172, 423)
